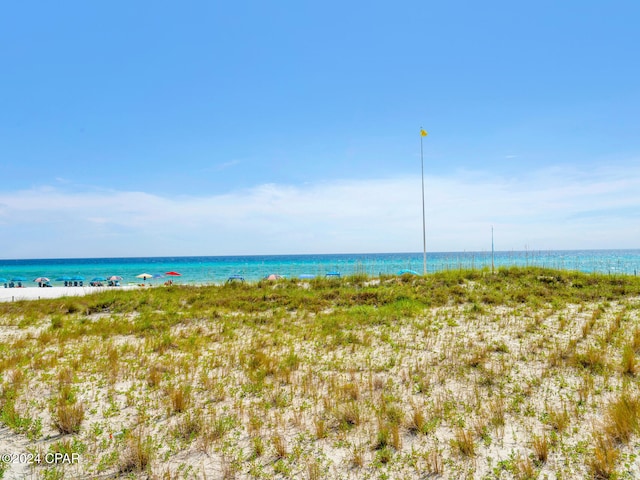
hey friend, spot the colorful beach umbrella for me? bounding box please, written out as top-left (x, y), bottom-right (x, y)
top-left (165, 271), bottom-right (182, 276)
top-left (265, 274), bottom-right (282, 280)
top-left (136, 273), bottom-right (153, 280)
top-left (34, 277), bottom-right (50, 283)
top-left (108, 275), bottom-right (123, 281)
top-left (398, 269), bottom-right (418, 275)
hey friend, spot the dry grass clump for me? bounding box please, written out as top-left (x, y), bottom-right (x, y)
top-left (602, 391), bottom-right (640, 444)
top-left (147, 363), bottom-right (165, 387)
top-left (306, 459), bottom-right (322, 480)
top-left (350, 443), bottom-right (365, 468)
top-left (547, 405), bottom-right (570, 433)
top-left (271, 434), bottom-right (287, 459)
top-left (451, 428), bottom-right (476, 457)
top-left (118, 430), bottom-right (154, 474)
top-left (51, 381), bottom-right (84, 434)
top-left (313, 417), bottom-right (328, 439)
top-left (531, 434), bottom-right (549, 465)
top-left (588, 433), bottom-right (619, 479)
top-left (620, 343), bottom-right (637, 375)
top-left (205, 411), bottom-right (237, 441)
top-left (52, 400), bottom-right (84, 434)
top-left (334, 401), bottom-right (362, 430)
top-left (514, 454), bottom-right (537, 480)
top-left (167, 384), bottom-right (191, 414)
top-left (407, 404), bottom-right (434, 435)
top-left (424, 449), bottom-right (444, 475)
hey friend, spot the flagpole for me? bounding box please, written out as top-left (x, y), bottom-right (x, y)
top-left (491, 225), bottom-right (495, 274)
top-left (420, 128), bottom-right (427, 275)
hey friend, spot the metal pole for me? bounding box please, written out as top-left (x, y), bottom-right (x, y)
top-left (420, 129), bottom-right (427, 275)
top-left (491, 225), bottom-right (494, 274)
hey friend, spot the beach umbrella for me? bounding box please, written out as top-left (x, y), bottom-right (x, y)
top-left (91, 277), bottom-right (107, 282)
top-left (152, 273), bottom-right (164, 279)
top-left (71, 275), bottom-right (85, 281)
top-left (34, 277), bottom-right (50, 283)
top-left (265, 274), bottom-right (282, 280)
top-left (108, 275), bottom-right (123, 281)
top-left (56, 276), bottom-right (72, 281)
top-left (165, 271), bottom-right (181, 276)
top-left (136, 273), bottom-right (153, 280)
top-left (0, 278), bottom-right (7, 283)
top-left (11, 277), bottom-right (26, 282)
top-left (299, 274), bottom-right (315, 279)
top-left (398, 269), bottom-right (418, 275)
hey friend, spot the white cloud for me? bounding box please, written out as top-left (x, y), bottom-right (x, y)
top-left (0, 164), bottom-right (638, 258)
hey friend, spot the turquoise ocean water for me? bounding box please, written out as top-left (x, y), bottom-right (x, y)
top-left (0, 250), bottom-right (639, 286)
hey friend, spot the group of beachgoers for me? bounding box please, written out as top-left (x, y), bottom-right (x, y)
top-left (2, 278), bottom-right (122, 288)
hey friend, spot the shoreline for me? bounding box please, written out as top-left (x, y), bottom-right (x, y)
top-left (0, 286), bottom-right (139, 302)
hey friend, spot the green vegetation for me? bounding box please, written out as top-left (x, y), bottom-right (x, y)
top-left (0, 266), bottom-right (639, 478)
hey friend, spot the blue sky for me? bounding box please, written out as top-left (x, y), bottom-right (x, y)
top-left (1, 1), bottom-right (639, 258)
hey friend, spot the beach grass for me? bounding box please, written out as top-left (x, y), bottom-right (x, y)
top-left (1, 266), bottom-right (640, 478)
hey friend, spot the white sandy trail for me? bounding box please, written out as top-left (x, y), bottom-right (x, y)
top-left (0, 286), bottom-right (138, 302)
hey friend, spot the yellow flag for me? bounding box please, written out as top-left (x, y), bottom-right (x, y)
top-left (420, 129), bottom-right (428, 137)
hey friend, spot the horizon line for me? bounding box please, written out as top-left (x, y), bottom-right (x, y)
top-left (2, 247), bottom-right (640, 263)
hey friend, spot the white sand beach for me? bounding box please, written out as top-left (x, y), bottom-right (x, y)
top-left (0, 286), bottom-right (137, 302)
